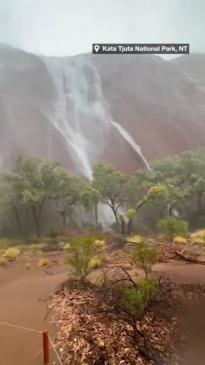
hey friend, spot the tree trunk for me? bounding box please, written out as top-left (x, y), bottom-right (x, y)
top-left (31, 205), bottom-right (41, 237)
top-left (119, 216), bottom-right (126, 235)
top-left (12, 204), bottom-right (22, 236)
top-left (197, 191), bottom-right (203, 214)
top-left (168, 205), bottom-right (173, 216)
top-left (60, 211), bottom-right (66, 230)
top-left (94, 200), bottom-right (98, 229)
top-left (127, 219), bottom-right (133, 235)
top-left (112, 207), bottom-right (119, 230)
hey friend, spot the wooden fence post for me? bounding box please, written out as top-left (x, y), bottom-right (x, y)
top-left (43, 331), bottom-right (49, 364)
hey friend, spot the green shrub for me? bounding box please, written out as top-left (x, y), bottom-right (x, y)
top-left (122, 278), bottom-right (158, 319)
top-left (66, 235), bottom-right (98, 282)
top-left (3, 247), bottom-right (21, 261)
top-left (132, 244), bottom-right (157, 278)
top-left (88, 255), bottom-right (103, 269)
top-left (158, 217), bottom-right (188, 245)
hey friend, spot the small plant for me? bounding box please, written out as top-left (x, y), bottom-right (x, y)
top-left (158, 217), bottom-right (188, 245)
top-left (132, 243), bottom-right (157, 278)
top-left (66, 235), bottom-right (98, 282)
top-left (88, 255), bottom-right (103, 269)
top-left (3, 247), bottom-right (21, 261)
top-left (127, 235), bottom-right (144, 245)
top-left (38, 258), bottom-right (50, 267)
top-left (191, 229), bottom-right (205, 245)
top-left (63, 243), bottom-right (71, 251)
top-left (122, 278), bottom-right (158, 319)
top-left (94, 239), bottom-right (105, 249)
top-left (173, 236), bottom-right (187, 245)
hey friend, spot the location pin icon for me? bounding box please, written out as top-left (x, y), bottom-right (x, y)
top-left (94, 44), bottom-right (100, 53)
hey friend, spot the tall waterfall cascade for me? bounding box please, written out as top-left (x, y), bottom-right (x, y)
top-left (42, 56), bottom-right (150, 179)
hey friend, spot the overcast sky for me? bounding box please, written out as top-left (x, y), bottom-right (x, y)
top-left (0, 0), bottom-right (204, 56)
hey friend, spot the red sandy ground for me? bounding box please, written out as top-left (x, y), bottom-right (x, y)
top-left (1, 252), bottom-right (205, 364)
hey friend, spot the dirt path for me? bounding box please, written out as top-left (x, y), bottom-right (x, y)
top-left (154, 260), bottom-right (205, 284)
top-left (0, 261), bottom-right (67, 365)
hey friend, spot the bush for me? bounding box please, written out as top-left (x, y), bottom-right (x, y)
top-left (88, 255), bottom-right (103, 269)
top-left (122, 278), bottom-right (158, 319)
top-left (191, 229), bottom-right (205, 245)
top-left (173, 236), bottom-right (187, 245)
top-left (3, 247), bottom-right (21, 261)
top-left (132, 244), bottom-right (157, 278)
top-left (127, 235), bottom-right (144, 244)
top-left (94, 239), bottom-right (105, 249)
top-left (66, 235), bottom-right (98, 282)
top-left (158, 217), bottom-right (188, 245)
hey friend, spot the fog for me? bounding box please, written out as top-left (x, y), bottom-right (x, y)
top-left (0, 0), bottom-right (204, 56)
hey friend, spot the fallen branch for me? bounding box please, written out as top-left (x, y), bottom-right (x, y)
top-left (175, 250), bottom-right (205, 265)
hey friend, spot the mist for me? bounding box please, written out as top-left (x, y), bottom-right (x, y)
top-left (0, 0), bottom-right (204, 57)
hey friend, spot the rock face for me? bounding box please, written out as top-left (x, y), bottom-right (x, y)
top-left (0, 44), bottom-right (205, 175)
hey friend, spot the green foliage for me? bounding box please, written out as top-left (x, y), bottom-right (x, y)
top-left (158, 217), bottom-right (188, 244)
top-left (127, 209), bottom-right (136, 220)
top-left (132, 244), bottom-right (157, 277)
top-left (93, 164), bottom-right (128, 228)
top-left (122, 278), bottom-right (158, 319)
top-left (3, 157), bottom-right (67, 237)
top-left (54, 174), bottom-right (86, 228)
top-left (66, 235), bottom-right (98, 282)
top-left (3, 247), bottom-right (21, 261)
top-left (2, 149), bottom-right (205, 238)
top-left (46, 224), bottom-right (59, 240)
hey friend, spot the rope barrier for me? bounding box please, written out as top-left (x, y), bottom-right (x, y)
top-left (0, 320), bottom-right (41, 333)
top-left (49, 335), bottom-right (64, 365)
top-left (0, 320), bottom-right (63, 365)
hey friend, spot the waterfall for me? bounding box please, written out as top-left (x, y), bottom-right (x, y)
top-left (111, 120), bottom-right (151, 170)
top-left (42, 56), bottom-right (150, 226)
top-left (42, 56), bottom-right (110, 180)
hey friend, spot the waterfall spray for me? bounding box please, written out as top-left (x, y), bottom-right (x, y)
top-left (111, 120), bottom-right (151, 170)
